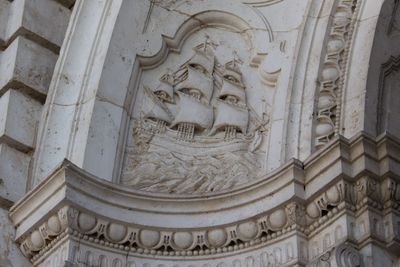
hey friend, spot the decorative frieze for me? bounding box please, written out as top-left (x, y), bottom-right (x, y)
top-left (307, 242), bottom-right (363, 267)
top-left (20, 203), bottom-right (302, 262)
top-left (315, 0), bottom-right (361, 148)
top-left (10, 134), bottom-right (400, 265)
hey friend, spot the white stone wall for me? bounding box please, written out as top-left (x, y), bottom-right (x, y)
top-left (0, 208), bottom-right (30, 267)
top-left (1, 0), bottom-right (400, 266)
top-left (0, 0), bottom-right (73, 266)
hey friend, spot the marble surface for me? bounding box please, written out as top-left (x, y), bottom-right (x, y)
top-left (0, 0), bottom-right (399, 266)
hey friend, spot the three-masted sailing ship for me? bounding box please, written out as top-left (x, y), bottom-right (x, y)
top-left (140, 39), bottom-right (253, 154)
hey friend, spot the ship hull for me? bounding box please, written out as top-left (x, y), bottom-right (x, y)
top-left (140, 119), bottom-right (252, 156)
top-left (211, 100), bottom-right (249, 135)
top-left (171, 92), bottom-right (214, 130)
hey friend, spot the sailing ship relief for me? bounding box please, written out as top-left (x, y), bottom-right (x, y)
top-left (121, 39), bottom-right (269, 194)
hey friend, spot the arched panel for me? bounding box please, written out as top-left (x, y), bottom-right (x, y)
top-left (82, 0), bottom-right (289, 185)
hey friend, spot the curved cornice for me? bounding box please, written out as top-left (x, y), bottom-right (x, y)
top-left (242, 0), bottom-right (283, 7)
top-left (11, 133), bottom-right (400, 227)
top-left (9, 133), bottom-right (400, 262)
top-left (11, 157), bottom-right (304, 229)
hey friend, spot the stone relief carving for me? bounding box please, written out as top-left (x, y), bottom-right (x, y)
top-left (307, 243), bottom-right (363, 267)
top-left (335, 243), bottom-right (363, 267)
top-left (20, 175), bottom-right (400, 264)
top-left (315, 0), bottom-right (361, 148)
top-left (122, 26), bottom-right (275, 194)
top-left (14, 135), bottom-right (400, 265)
top-left (21, 203), bottom-right (300, 263)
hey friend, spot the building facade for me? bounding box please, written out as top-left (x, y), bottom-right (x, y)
top-left (0, 0), bottom-right (400, 266)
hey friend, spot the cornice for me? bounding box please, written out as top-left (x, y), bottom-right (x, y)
top-left (11, 158), bottom-right (305, 231)
top-left (10, 133), bottom-right (400, 262)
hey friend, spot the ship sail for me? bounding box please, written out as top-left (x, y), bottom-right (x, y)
top-left (142, 86), bottom-right (173, 124)
top-left (220, 79), bottom-right (246, 105)
top-left (208, 56), bottom-right (249, 136)
top-left (175, 66), bottom-right (214, 103)
top-left (210, 100), bottom-right (249, 135)
top-left (224, 57), bottom-right (243, 83)
top-left (152, 72), bottom-right (174, 103)
top-left (171, 92), bottom-right (214, 130)
top-left (187, 43), bottom-right (215, 75)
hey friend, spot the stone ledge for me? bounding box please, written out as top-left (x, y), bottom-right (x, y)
top-left (0, 143), bottom-right (30, 204)
top-left (54, 0), bottom-right (75, 9)
top-left (1, 0), bottom-right (70, 53)
top-left (8, 133), bottom-right (400, 264)
top-left (0, 0), bottom-right (10, 49)
top-left (0, 89), bottom-right (42, 151)
top-left (0, 37), bottom-right (58, 100)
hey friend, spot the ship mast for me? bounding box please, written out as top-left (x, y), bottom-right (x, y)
top-left (211, 53), bottom-right (249, 139)
top-left (153, 70), bottom-right (175, 103)
top-left (142, 71), bottom-right (175, 133)
top-left (173, 37), bottom-right (217, 141)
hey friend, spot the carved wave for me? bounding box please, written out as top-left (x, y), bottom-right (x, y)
top-left (121, 150), bottom-right (261, 194)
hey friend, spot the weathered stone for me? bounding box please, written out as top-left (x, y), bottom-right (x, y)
top-left (1, 0), bottom-right (400, 266)
top-left (0, 144), bottom-right (30, 204)
top-left (0, 37), bottom-right (58, 98)
top-left (5, 0), bottom-right (70, 51)
top-left (0, 207), bottom-right (31, 267)
top-left (0, 89), bottom-right (41, 150)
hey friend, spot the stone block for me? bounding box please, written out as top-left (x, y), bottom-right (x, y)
top-left (0, 207), bottom-right (31, 266)
top-left (0, 0), bottom-right (10, 48)
top-left (84, 100), bottom-right (125, 181)
top-left (0, 36), bottom-right (58, 97)
top-left (0, 89), bottom-right (42, 150)
top-left (6, 0), bottom-right (70, 50)
top-left (0, 144), bottom-right (30, 204)
top-left (56, 0), bottom-right (76, 9)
